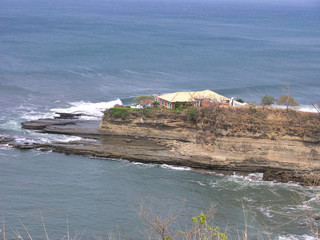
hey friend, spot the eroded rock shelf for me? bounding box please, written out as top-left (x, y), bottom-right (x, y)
top-left (2, 107), bottom-right (320, 185)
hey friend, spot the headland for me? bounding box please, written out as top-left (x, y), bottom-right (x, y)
top-left (2, 106), bottom-right (320, 185)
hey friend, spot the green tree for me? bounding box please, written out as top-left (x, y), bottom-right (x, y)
top-left (277, 95), bottom-right (299, 111)
top-left (133, 95), bottom-right (154, 103)
top-left (133, 95), bottom-right (154, 108)
top-left (152, 101), bottom-right (160, 107)
top-left (277, 83), bottom-right (299, 112)
top-left (261, 94), bottom-right (275, 109)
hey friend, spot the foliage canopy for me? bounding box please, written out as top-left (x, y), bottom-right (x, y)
top-left (152, 101), bottom-right (160, 107)
top-left (133, 95), bottom-right (154, 104)
top-left (277, 95), bottom-right (299, 110)
top-left (261, 94), bottom-right (275, 108)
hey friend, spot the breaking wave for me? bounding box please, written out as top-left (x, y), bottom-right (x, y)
top-left (0, 120), bottom-right (21, 132)
top-left (272, 104), bottom-right (318, 113)
top-left (297, 105), bottom-right (318, 113)
top-left (12, 134), bottom-right (83, 145)
top-left (50, 99), bottom-right (122, 119)
top-left (160, 164), bottom-right (191, 171)
top-left (278, 234), bottom-right (316, 240)
top-left (21, 111), bottom-right (55, 121)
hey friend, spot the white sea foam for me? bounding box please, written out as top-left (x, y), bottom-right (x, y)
top-left (1, 112), bottom-right (54, 132)
top-left (214, 173), bottom-right (225, 177)
top-left (304, 195), bottom-right (320, 204)
top-left (189, 180), bottom-right (207, 186)
top-left (50, 99), bottom-right (122, 119)
top-left (246, 172), bottom-right (264, 181)
top-left (52, 135), bottom-right (82, 143)
top-left (44, 134), bottom-right (82, 143)
top-left (13, 133), bottom-right (83, 145)
top-left (0, 120), bottom-right (20, 131)
top-left (242, 197), bottom-right (255, 203)
top-left (257, 206), bottom-right (273, 218)
top-left (14, 137), bottom-right (36, 144)
top-left (224, 172), bottom-right (298, 190)
top-left (0, 144), bottom-right (12, 151)
top-left (130, 162), bottom-right (192, 171)
top-left (131, 162), bottom-right (158, 168)
top-left (230, 172), bottom-right (264, 182)
top-left (278, 234), bottom-right (316, 240)
top-left (208, 180), bottom-right (219, 188)
top-left (227, 172), bottom-right (304, 189)
top-left (75, 115), bottom-right (100, 120)
top-left (297, 105), bottom-right (318, 113)
top-left (33, 150), bottom-right (53, 156)
top-left (273, 104), bottom-right (318, 113)
top-left (161, 164), bottom-right (191, 171)
top-left (21, 111), bottom-right (55, 121)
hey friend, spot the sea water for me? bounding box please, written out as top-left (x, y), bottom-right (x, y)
top-left (0, 0), bottom-right (320, 239)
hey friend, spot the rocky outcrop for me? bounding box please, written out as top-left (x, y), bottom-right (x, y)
top-left (2, 107), bottom-right (319, 185)
top-left (99, 107), bottom-right (320, 185)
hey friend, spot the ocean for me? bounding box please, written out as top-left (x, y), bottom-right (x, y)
top-left (0, 0), bottom-right (320, 239)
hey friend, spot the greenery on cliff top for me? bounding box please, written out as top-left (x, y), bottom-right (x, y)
top-left (104, 107), bottom-right (185, 121)
top-left (104, 106), bottom-right (320, 138)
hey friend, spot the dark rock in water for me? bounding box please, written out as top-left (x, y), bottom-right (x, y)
top-left (21, 119), bottom-right (76, 130)
top-left (314, 216), bottom-right (320, 221)
top-left (54, 112), bottom-right (83, 119)
top-left (263, 169), bottom-right (320, 186)
top-left (19, 144), bottom-right (35, 150)
top-left (0, 136), bottom-right (14, 144)
top-left (10, 142), bottom-right (35, 150)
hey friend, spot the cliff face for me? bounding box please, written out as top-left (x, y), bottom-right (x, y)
top-left (100, 107), bottom-right (320, 184)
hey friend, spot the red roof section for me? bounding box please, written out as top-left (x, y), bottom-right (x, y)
top-left (140, 99), bottom-right (155, 104)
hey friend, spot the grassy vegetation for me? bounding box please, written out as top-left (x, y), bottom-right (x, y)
top-left (187, 108), bottom-right (198, 124)
top-left (104, 107), bottom-right (185, 121)
top-left (138, 202), bottom-right (231, 240)
top-left (103, 105), bottom-right (320, 140)
top-left (109, 107), bottom-right (140, 120)
top-left (195, 106), bottom-right (320, 138)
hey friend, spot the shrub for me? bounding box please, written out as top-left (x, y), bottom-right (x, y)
top-left (277, 95), bottom-right (299, 111)
top-left (134, 95), bottom-right (154, 103)
top-left (174, 102), bottom-right (193, 109)
top-left (139, 200), bottom-right (230, 240)
top-left (110, 107), bottom-right (130, 119)
top-left (152, 101), bottom-right (160, 107)
top-left (261, 95), bottom-right (275, 108)
top-left (188, 108), bottom-right (198, 123)
top-left (248, 106), bottom-right (257, 114)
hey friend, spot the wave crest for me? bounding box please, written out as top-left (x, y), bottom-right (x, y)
top-left (50, 99), bottom-right (122, 119)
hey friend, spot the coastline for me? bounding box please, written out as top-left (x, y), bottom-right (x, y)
top-left (1, 106), bottom-right (320, 186)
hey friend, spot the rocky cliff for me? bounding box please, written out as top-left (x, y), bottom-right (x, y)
top-left (99, 107), bottom-right (320, 185)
